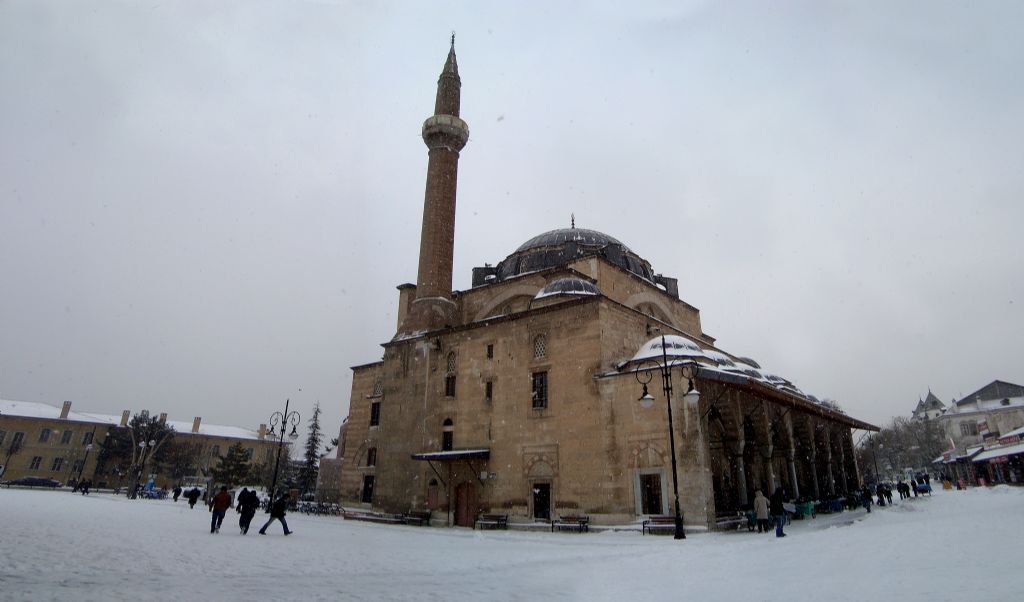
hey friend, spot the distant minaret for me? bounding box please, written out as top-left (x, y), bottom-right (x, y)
top-left (399, 37), bottom-right (470, 336)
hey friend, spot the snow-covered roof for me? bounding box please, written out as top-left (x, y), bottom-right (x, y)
top-left (629, 335), bottom-right (706, 363)
top-left (998, 425), bottom-right (1024, 443)
top-left (974, 442), bottom-right (1024, 462)
top-left (0, 400), bottom-right (118, 425)
top-left (411, 448), bottom-right (490, 461)
top-left (86, 414), bottom-right (263, 441)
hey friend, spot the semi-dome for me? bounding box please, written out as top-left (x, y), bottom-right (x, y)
top-left (534, 277), bottom-right (602, 299)
top-left (495, 228), bottom-right (655, 282)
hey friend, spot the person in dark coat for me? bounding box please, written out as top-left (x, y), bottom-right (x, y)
top-left (259, 493), bottom-right (293, 536)
top-left (769, 487), bottom-right (787, 538)
top-left (236, 488), bottom-right (260, 535)
top-left (173, 486), bottom-right (182, 502)
top-left (210, 485), bottom-right (233, 534)
top-left (186, 487), bottom-right (201, 509)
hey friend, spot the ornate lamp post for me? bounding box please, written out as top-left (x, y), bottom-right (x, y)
top-left (75, 428), bottom-right (103, 484)
top-left (634, 332), bottom-right (701, 540)
top-left (266, 398), bottom-right (301, 501)
top-left (129, 438), bottom-right (158, 498)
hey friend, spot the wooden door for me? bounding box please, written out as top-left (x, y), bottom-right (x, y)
top-left (454, 482), bottom-right (476, 527)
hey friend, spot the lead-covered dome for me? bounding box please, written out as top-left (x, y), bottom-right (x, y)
top-left (495, 228), bottom-right (655, 281)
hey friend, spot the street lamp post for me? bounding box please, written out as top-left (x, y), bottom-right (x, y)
top-left (266, 398), bottom-right (301, 503)
top-left (634, 333), bottom-right (701, 540)
top-left (75, 427), bottom-right (102, 484)
top-left (129, 438), bottom-right (158, 499)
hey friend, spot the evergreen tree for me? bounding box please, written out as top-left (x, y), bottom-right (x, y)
top-left (297, 402), bottom-right (324, 494)
top-left (211, 442), bottom-right (252, 488)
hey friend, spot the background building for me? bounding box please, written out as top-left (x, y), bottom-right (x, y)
top-left (0, 399), bottom-right (279, 489)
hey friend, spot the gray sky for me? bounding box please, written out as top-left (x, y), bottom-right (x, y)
top-left (2, 1), bottom-right (1022, 439)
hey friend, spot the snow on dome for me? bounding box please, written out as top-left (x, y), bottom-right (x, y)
top-left (703, 349), bottom-right (737, 367)
top-left (534, 277), bottom-right (601, 299)
top-left (629, 335), bottom-right (707, 364)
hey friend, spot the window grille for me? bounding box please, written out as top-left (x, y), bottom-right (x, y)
top-left (533, 335), bottom-right (547, 359)
top-left (30, 456), bottom-right (43, 470)
top-left (372, 380), bottom-right (383, 397)
top-left (532, 371), bottom-right (549, 409)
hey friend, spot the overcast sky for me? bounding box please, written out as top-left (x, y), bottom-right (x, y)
top-left (2, 1), bottom-right (1022, 441)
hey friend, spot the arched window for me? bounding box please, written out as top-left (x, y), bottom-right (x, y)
top-left (445, 352), bottom-right (457, 397)
top-left (533, 334), bottom-right (547, 359)
top-left (442, 418), bottom-right (454, 451)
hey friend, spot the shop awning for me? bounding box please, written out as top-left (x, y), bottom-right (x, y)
top-left (973, 441), bottom-right (1024, 463)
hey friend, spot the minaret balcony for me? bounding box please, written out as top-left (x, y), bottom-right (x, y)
top-left (422, 114), bottom-right (469, 151)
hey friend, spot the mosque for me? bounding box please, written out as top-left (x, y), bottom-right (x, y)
top-left (336, 42), bottom-right (877, 529)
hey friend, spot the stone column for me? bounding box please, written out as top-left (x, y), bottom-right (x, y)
top-left (732, 439), bottom-right (747, 507)
top-left (787, 447), bottom-right (800, 499)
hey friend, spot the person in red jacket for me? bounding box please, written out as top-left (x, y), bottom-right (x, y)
top-left (209, 486), bottom-right (232, 534)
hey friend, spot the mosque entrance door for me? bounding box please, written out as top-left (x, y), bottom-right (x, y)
top-left (640, 473), bottom-right (663, 515)
top-left (532, 483), bottom-right (551, 520)
top-left (454, 482), bottom-right (476, 527)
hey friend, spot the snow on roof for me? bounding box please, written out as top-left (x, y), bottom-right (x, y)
top-left (974, 441), bottom-right (1024, 462)
top-left (998, 424), bottom-right (1024, 443)
top-left (629, 335), bottom-right (706, 363)
top-left (62, 412), bottom-right (263, 441)
top-left (0, 400), bottom-right (117, 425)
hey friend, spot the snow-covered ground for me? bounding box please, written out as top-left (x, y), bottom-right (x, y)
top-left (1, 486), bottom-right (1020, 601)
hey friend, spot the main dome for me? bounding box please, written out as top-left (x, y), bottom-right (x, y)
top-left (495, 228), bottom-right (655, 282)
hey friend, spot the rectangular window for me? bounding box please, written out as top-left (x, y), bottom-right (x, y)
top-left (61, 430), bottom-right (73, 445)
top-left (442, 431), bottom-right (453, 451)
top-left (486, 344), bottom-right (494, 359)
top-left (13, 432), bottom-right (25, 447)
top-left (265, 448), bottom-right (273, 463)
top-left (72, 460), bottom-right (84, 474)
top-left (245, 448), bottom-right (254, 460)
top-left (960, 423), bottom-right (978, 436)
top-left (485, 381), bottom-right (493, 403)
top-left (369, 401), bottom-right (381, 427)
top-left (39, 428), bottom-right (51, 443)
top-left (51, 457), bottom-right (64, 472)
top-left (445, 374), bottom-right (457, 397)
top-left (367, 447), bottom-right (377, 467)
top-left (211, 445), bottom-right (220, 457)
top-left (532, 371), bottom-right (548, 409)
top-left (30, 456), bottom-right (43, 470)
top-left (82, 431), bottom-right (94, 445)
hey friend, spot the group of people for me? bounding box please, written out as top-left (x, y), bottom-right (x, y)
top-left (71, 479), bottom-right (92, 495)
top-left (751, 487), bottom-right (789, 538)
top-left (206, 486), bottom-right (293, 536)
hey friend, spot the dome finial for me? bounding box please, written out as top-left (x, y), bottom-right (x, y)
top-left (451, 31), bottom-right (455, 49)
top-left (571, 213), bottom-right (575, 229)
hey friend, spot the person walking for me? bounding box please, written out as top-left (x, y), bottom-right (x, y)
top-left (187, 487), bottom-right (201, 509)
top-left (769, 487), bottom-right (787, 538)
top-left (210, 486), bottom-right (232, 534)
top-left (259, 493), bottom-right (293, 536)
top-left (753, 489), bottom-right (770, 534)
top-left (173, 486), bottom-right (182, 502)
top-left (236, 488), bottom-right (260, 535)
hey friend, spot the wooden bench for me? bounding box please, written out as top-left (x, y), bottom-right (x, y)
top-left (714, 512), bottom-right (747, 532)
top-left (404, 510), bottom-right (432, 526)
top-left (551, 515), bottom-right (590, 533)
top-left (642, 515), bottom-right (678, 535)
top-left (474, 513), bottom-right (509, 530)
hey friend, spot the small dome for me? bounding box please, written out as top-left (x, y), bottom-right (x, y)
top-left (534, 277), bottom-right (602, 299)
top-left (495, 227), bottom-right (655, 282)
top-left (628, 335), bottom-right (706, 364)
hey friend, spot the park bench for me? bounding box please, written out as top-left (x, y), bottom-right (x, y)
top-left (714, 512), bottom-right (747, 532)
top-left (915, 483), bottom-right (932, 496)
top-left (551, 514), bottom-right (590, 533)
top-left (474, 513), bottom-right (509, 530)
top-left (642, 515), bottom-right (678, 535)
top-left (404, 510), bottom-right (432, 526)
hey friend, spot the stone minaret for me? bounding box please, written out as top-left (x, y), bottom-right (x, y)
top-left (398, 38), bottom-right (470, 336)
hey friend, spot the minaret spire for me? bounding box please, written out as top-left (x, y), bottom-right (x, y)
top-left (397, 40), bottom-right (471, 336)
